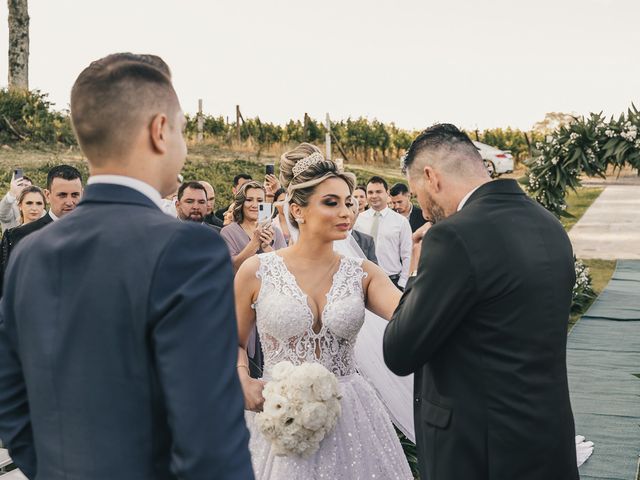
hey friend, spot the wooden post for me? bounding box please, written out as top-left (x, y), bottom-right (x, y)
top-left (8, 0), bottom-right (30, 91)
top-left (196, 99), bottom-right (204, 143)
top-left (304, 113), bottom-right (310, 142)
top-left (236, 105), bottom-right (241, 144)
top-left (325, 113), bottom-right (331, 160)
top-left (331, 132), bottom-right (350, 164)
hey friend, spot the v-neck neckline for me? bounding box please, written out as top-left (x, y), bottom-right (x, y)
top-left (274, 253), bottom-right (345, 335)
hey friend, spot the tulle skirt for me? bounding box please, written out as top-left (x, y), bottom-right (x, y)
top-left (245, 373), bottom-right (413, 480)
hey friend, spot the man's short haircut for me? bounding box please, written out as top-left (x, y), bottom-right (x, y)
top-left (47, 165), bottom-right (82, 190)
top-left (70, 53), bottom-right (179, 164)
top-left (22, 175), bottom-right (33, 184)
top-left (402, 123), bottom-right (483, 175)
top-left (367, 176), bottom-right (388, 191)
top-left (389, 183), bottom-right (409, 196)
top-left (177, 181), bottom-right (207, 201)
top-left (233, 173), bottom-right (253, 186)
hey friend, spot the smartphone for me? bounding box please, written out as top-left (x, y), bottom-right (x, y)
top-left (265, 164), bottom-right (275, 176)
top-left (258, 203), bottom-right (273, 225)
top-left (14, 168), bottom-right (23, 180)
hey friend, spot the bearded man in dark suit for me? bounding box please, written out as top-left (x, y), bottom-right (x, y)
top-left (384, 124), bottom-right (578, 480)
top-left (0, 53), bottom-right (253, 480)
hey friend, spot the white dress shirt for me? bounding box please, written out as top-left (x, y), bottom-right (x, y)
top-left (457, 185), bottom-right (483, 212)
top-left (87, 175), bottom-right (163, 209)
top-left (354, 207), bottom-right (412, 288)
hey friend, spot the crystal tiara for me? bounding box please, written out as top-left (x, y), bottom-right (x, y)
top-left (292, 152), bottom-right (325, 178)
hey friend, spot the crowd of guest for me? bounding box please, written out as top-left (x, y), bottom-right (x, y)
top-left (0, 163), bottom-right (427, 304)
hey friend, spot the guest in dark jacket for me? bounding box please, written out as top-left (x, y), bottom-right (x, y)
top-left (0, 166), bottom-right (82, 295)
top-left (390, 182), bottom-right (427, 232)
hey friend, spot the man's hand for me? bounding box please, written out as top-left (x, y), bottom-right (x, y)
top-left (409, 222), bottom-right (432, 273)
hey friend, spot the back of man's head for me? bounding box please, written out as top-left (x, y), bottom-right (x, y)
top-left (403, 123), bottom-right (485, 178)
top-left (47, 165), bottom-right (83, 190)
top-left (70, 53), bottom-right (179, 165)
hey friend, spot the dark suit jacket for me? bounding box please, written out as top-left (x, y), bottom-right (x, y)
top-left (205, 212), bottom-right (224, 228)
top-left (0, 213), bottom-right (54, 296)
top-left (0, 184), bottom-right (253, 480)
top-left (408, 205), bottom-right (427, 232)
top-left (384, 180), bottom-right (578, 480)
top-left (351, 230), bottom-right (378, 264)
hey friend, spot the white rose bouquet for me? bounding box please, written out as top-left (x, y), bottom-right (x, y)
top-left (255, 361), bottom-right (342, 458)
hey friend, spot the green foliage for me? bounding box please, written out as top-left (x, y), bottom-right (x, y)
top-left (396, 429), bottom-right (420, 479)
top-left (522, 106), bottom-right (640, 216)
top-left (0, 89), bottom-right (76, 145)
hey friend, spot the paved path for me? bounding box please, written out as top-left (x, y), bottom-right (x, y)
top-left (567, 260), bottom-right (640, 480)
top-left (569, 185), bottom-right (640, 259)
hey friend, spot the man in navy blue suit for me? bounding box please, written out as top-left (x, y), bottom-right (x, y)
top-left (0, 53), bottom-right (254, 479)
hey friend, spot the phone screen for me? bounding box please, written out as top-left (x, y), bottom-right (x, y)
top-left (258, 203), bottom-right (273, 224)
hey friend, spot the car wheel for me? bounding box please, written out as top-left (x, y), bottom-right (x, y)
top-left (484, 160), bottom-right (497, 178)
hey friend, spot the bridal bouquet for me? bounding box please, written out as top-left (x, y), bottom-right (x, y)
top-left (255, 361), bottom-right (342, 458)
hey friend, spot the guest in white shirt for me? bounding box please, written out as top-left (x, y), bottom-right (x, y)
top-left (354, 176), bottom-right (412, 289)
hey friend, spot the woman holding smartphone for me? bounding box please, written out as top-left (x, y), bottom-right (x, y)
top-left (220, 181), bottom-right (287, 273)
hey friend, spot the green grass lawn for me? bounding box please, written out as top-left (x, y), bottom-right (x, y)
top-left (561, 187), bottom-right (605, 231)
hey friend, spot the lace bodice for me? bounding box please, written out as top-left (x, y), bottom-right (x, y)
top-left (254, 252), bottom-right (367, 377)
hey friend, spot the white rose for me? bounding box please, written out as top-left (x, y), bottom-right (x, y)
top-left (300, 402), bottom-right (329, 431)
top-left (271, 361), bottom-right (295, 380)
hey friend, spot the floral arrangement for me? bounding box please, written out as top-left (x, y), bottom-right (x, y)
top-left (571, 258), bottom-right (596, 315)
top-left (255, 361), bottom-right (342, 458)
top-left (522, 106), bottom-right (640, 217)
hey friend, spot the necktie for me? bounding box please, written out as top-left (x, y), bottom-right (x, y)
top-left (370, 211), bottom-right (381, 241)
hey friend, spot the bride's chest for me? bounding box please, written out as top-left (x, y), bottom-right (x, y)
top-left (256, 291), bottom-right (365, 342)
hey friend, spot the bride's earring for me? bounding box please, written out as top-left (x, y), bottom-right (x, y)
top-left (296, 218), bottom-right (305, 224)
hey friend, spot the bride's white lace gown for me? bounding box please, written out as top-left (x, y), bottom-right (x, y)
top-left (245, 252), bottom-right (413, 479)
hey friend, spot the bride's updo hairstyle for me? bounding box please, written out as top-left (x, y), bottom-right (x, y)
top-left (279, 143), bottom-right (356, 229)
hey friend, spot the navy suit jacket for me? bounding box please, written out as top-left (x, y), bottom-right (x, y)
top-left (0, 184), bottom-right (253, 480)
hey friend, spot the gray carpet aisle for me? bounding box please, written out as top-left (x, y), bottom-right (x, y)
top-left (568, 260), bottom-right (640, 480)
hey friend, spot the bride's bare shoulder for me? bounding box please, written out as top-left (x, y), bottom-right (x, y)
top-left (360, 259), bottom-right (384, 277)
top-left (235, 255), bottom-right (262, 285)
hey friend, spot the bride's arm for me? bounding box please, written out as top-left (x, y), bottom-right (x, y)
top-left (234, 256), bottom-right (266, 412)
top-left (362, 261), bottom-right (403, 320)
top-left (363, 223), bottom-right (432, 320)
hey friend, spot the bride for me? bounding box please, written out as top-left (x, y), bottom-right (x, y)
top-left (234, 143), bottom-right (414, 478)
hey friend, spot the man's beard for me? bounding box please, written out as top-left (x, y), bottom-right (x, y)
top-left (424, 190), bottom-right (446, 224)
top-left (186, 213), bottom-right (204, 222)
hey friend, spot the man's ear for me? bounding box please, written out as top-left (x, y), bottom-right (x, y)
top-left (150, 113), bottom-right (169, 154)
top-left (423, 165), bottom-right (441, 192)
top-left (44, 189), bottom-right (51, 203)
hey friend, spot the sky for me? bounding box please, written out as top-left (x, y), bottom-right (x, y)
top-left (1, 0), bottom-right (639, 131)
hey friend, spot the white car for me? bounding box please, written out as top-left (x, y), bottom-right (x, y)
top-left (473, 141), bottom-right (514, 177)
